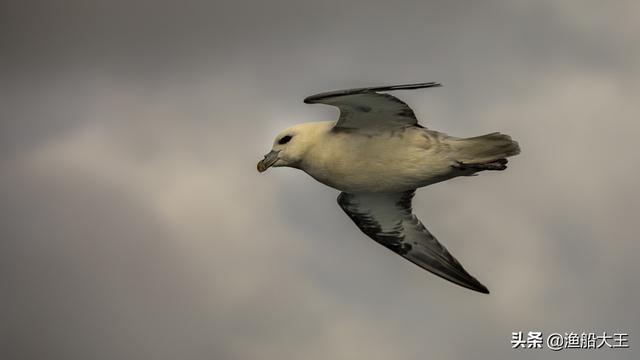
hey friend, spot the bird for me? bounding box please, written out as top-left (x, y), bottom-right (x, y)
top-left (257, 82), bottom-right (520, 294)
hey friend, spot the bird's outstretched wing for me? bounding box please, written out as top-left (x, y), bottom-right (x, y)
top-left (337, 191), bottom-right (489, 294)
top-left (304, 82), bottom-right (441, 130)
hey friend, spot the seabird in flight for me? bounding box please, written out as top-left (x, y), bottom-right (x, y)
top-left (257, 82), bottom-right (520, 294)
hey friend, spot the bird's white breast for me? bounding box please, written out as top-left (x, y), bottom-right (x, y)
top-left (301, 127), bottom-right (455, 193)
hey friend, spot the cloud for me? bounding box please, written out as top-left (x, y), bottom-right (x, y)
top-left (2, 1), bottom-right (639, 359)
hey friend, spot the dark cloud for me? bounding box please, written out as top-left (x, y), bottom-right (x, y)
top-left (2, 1), bottom-right (639, 359)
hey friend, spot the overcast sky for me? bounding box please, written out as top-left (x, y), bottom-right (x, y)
top-left (2, 1), bottom-right (639, 359)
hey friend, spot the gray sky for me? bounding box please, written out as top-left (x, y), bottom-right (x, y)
top-left (2, 1), bottom-right (639, 359)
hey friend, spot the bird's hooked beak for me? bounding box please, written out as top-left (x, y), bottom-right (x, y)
top-left (257, 150), bottom-right (280, 172)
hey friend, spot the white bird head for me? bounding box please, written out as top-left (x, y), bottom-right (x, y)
top-left (257, 122), bottom-right (330, 172)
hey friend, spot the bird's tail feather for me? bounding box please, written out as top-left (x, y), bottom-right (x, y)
top-left (451, 132), bottom-right (520, 164)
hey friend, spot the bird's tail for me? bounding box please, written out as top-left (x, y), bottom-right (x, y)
top-left (450, 132), bottom-right (520, 164)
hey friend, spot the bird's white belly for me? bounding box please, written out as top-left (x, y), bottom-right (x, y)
top-left (302, 131), bottom-right (455, 193)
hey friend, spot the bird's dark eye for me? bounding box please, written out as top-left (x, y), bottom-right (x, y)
top-left (278, 135), bottom-right (292, 144)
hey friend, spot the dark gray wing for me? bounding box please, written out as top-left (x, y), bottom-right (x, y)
top-left (304, 82), bottom-right (441, 130)
top-left (337, 191), bottom-right (489, 294)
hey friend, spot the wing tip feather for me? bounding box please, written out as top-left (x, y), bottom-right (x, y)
top-left (304, 81), bottom-right (442, 104)
top-left (466, 280), bottom-right (490, 294)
